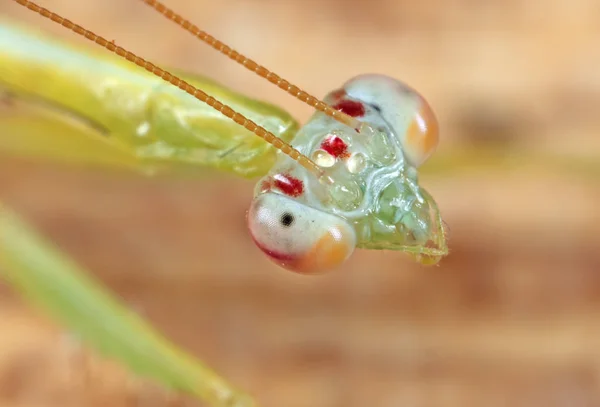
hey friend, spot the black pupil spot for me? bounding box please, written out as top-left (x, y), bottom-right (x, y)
top-left (280, 212), bottom-right (294, 227)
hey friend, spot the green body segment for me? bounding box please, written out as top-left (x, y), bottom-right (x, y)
top-left (0, 21), bottom-right (299, 178)
top-left (0, 203), bottom-right (255, 407)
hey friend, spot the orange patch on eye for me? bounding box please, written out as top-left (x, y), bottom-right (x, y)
top-left (295, 228), bottom-right (353, 274)
top-left (406, 101), bottom-right (439, 165)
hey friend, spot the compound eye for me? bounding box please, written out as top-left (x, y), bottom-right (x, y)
top-left (341, 74), bottom-right (440, 168)
top-left (403, 95), bottom-right (439, 167)
top-left (247, 194), bottom-right (356, 274)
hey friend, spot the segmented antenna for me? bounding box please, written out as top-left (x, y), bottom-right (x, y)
top-left (138, 0), bottom-right (374, 136)
top-left (12, 0), bottom-right (330, 183)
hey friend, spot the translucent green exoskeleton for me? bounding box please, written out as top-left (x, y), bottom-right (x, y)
top-left (248, 75), bottom-right (447, 273)
top-left (0, 21), bottom-right (299, 178)
top-left (0, 3), bottom-right (448, 274)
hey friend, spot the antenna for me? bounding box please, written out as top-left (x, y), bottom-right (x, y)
top-left (138, 0), bottom-right (376, 136)
top-left (12, 0), bottom-right (331, 183)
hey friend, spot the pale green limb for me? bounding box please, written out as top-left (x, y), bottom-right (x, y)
top-left (0, 94), bottom-right (143, 172)
top-left (0, 89), bottom-right (284, 178)
top-left (0, 204), bottom-right (256, 407)
top-left (420, 146), bottom-right (600, 181)
top-left (0, 20), bottom-right (299, 179)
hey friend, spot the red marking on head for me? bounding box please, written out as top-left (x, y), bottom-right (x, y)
top-left (321, 135), bottom-right (349, 158)
top-left (333, 100), bottom-right (365, 117)
top-left (329, 88), bottom-right (346, 101)
top-left (273, 174), bottom-right (304, 197)
top-left (260, 179), bottom-right (272, 193)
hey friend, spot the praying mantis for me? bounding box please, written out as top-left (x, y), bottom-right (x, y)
top-left (1, 1), bottom-right (598, 407)
top-left (1, 0), bottom-right (448, 275)
top-left (0, 0), bottom-right (448, 405)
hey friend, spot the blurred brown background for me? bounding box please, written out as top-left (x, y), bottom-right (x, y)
top-left (0, 0), bottom-right (599, 406)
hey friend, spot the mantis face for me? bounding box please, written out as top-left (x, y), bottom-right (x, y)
top-left (248, 74), bottom-right (443, 274)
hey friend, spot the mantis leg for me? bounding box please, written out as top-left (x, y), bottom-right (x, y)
top-left (0, 203), bottom-right (257, 407)
top-left (421, 145), bottom-right (599, 182)
top-left (0, 88), bottom-right (145, 172)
